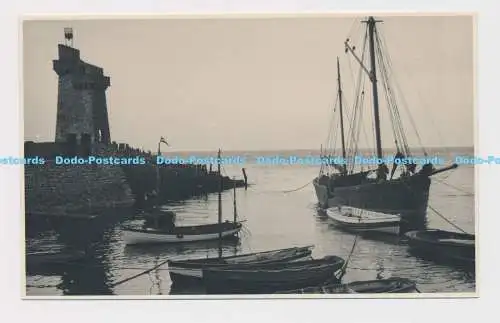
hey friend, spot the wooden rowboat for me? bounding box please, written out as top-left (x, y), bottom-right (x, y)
top-left (202, 255), bottom-right (345, 294)
top-left (405, 229), bottom-right (475, 266)
top-left (124, 149), bottom-right (243, 246)
top-left (168, 245), bottom-right (314, 284)
top-left (122, 220), bottom-right (242, 245)
top-left (326, 206), bottom-right (401, 235)
top-left (277, 277), bottom-right (417, 294)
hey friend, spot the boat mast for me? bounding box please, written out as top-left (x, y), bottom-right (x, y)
top-left (156, 140), bottom-right (161, 207)
top-left (336, 57), bottom-right (347, 174)
top-left (366, 16), bottom-right (383, 159)
top-left (233, 177), bottom-right (237, 223)
top-left (217, 149), bottom-right (222, 258)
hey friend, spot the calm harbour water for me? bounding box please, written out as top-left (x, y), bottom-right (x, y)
top-left (25, 149), bottom-right (476, 296)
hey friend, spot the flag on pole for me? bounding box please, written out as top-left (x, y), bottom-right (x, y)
top-left (160, 137), bottom-right (169, 146)
top-left (64, 27), bottom-right (73, 40)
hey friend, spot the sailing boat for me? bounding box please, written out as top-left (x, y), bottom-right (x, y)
top-left (122, 147), bottom-right (243, 245)
top-left (313, 16), bottom-right (457, 220)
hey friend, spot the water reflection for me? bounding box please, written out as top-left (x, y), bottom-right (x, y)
top-left (25, 163), bottom-right (476, 295)
top-left (123, 237), bottom-right (241, 260)
top-left (26, 208), bottom-right (137, 295)
top-left (56, 222), bottom-right (115, 295)
top-left (375, 258), bottom-right (385, 280)
top-left (407, 249), bottom-right (476, 275)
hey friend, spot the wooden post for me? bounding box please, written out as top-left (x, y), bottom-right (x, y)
top-left (242, 168), bottom-right (248, 190)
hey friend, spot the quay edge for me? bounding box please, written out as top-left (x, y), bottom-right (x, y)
top-left (24, 141), bottom-right (246, 218)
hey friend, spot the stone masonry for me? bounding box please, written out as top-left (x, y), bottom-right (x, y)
top-left (25, 42), bottom-right (132, 216)
top-left (53, 44), bottom-right (111, 146)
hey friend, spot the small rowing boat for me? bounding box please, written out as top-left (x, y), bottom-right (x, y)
top-left (277, 277), bottom-right (417, 294)
top-left (202, 255), bottom-right (345, 294)
top-left (168, 245), bottom-right (314, 284)
top-left (123, 148), bottom-right (244, 245)
top-left (326, 206), bottom-right (401, 235)
top-left (122, 220), bottom-right (242, 245)
top-left (405, 229), bottom-right (475, 265)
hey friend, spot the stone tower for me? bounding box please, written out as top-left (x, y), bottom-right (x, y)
top-left (52, 31), bottom-right (111, 149)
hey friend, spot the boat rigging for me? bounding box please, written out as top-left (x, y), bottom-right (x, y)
top-left (122, 143), bottom-right (243, 245)
top-left (314, 16), bottom-right (458, 222)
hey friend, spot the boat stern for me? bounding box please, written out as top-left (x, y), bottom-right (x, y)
top-left (313, 178), bottom-right (330, 208)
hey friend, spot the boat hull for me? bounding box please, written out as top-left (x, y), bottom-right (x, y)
top-left (277, 277), bottom-right (417, 294)
top-left (329, 220), bottom-right (400, 235)
top-left (345, 278), bottom-right (417, 293)
top-left (202, 256), bottom-right (345, 294)
top-left (326, 206), bottom-right (401, 235)
top-left (122, 222), bottom-right (242, 245)
top-left (405, 229), bottom-right (475, 267)
top-left (314, 174), bottom-right (430, 221)
top-left (168, 247), bottom-right (314, 284)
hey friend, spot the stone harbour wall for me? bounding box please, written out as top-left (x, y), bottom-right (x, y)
top-left (24, 161), bottom-right (135, 216)
top-left (123, 163), bottom-right (246, 207)
top-left (24, 142), bottom-right (246, 216)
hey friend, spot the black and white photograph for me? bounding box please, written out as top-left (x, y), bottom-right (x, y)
top-left (22, 14), bottom-right (475, 297)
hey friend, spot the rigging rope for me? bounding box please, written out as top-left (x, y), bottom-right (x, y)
top-left (375, 29), bottom-right (411, 156)
top-left (433, 177), bottom-right (474, 197)
top-left (345, 28), bottom-right (369, 173)
top-left (325, 95), bottom-right (340, 174)
top-left (221, 164), bottom-right (229, 177)
top-left (376, 27), bottom-right (427, 156)
top-left (428, 205), bottom-right (468, 234)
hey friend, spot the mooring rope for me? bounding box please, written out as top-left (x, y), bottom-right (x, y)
top-left (109, 258), bottom-right (169, 287)
top-left (399, 175), bottom-right (470, 234)
top-left (433, 177), bottom-right (474, 197)
top-left (428, 205), bottom-right (468, 234)
top-left (282, 181), bottom-right (312, 193)
top-left (339, 234), bottom-right (359, 278)
top-left (258, 181), bottom-right (312, 194)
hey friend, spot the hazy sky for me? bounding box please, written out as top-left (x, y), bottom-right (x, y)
top-left (23, 15), bottom-right (473, 152)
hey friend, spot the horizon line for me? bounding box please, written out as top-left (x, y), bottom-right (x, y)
top-left (162, 146), bottom-right (474, 153)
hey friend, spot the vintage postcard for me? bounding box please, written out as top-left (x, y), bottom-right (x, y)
top-left (22, 14), bottom-right (475, 298)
